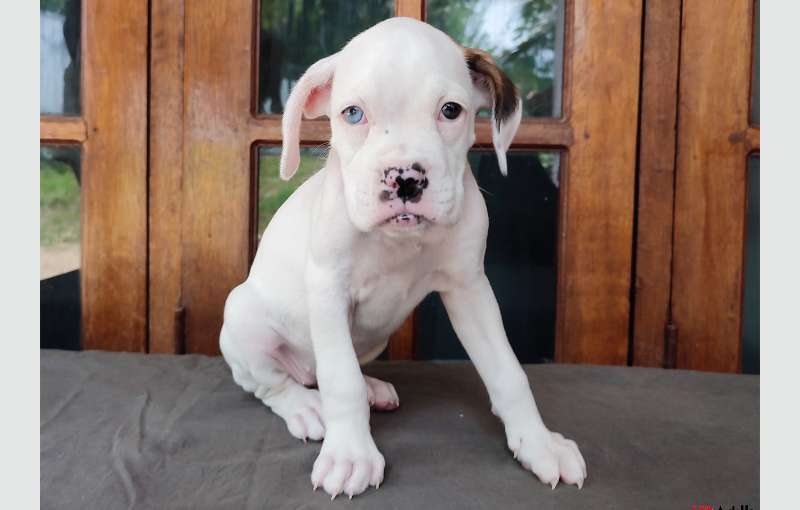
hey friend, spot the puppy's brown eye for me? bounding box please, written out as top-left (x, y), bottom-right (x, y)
top-left (440, 102), bottom-right (462, 120)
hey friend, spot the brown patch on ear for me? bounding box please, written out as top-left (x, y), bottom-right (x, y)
top-left (464, 47), bottom-right (519, 128)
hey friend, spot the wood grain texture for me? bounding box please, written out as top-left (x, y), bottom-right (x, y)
top-left (81, 0), bottom-right (148, 351)
top-left (555, 0), bottom-right (643, 365)
top-left (40, 116), bottom-right (87, 143)
top-left (248, 117), bottom-right (573, 148)
top-left (388, 313), bottom-right (415, 360)
top-left (671, 0), bottom-right (756, 372)
top-left (249, 117), bottom-right (330, 144)
top-left (149, 0), bottom-right (185, 354)
top-left (396, 0), bottom-right (424, 19)
top-left (475, 119), bottom-right (573, 148)
top-left (745, 126), bottom-right (760, 152)
top-left (631, 0), bottom-right (682, 367)
top-left (183, 0), bottom-right (253, 355)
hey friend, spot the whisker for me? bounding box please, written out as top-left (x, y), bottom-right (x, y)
top-left (477, 185), bottom-right (494, 197)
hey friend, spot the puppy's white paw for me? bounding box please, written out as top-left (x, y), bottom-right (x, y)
top-left (364, 375), bottom-right (399, 411)
top-left (269, 387), bottom-right (326, 442)
top-left (507, 429), bottom-right (587, 489)
top-left (311, 430), bottom-right (385, 499)
top-left (285, 404), bottom-right (325, 442)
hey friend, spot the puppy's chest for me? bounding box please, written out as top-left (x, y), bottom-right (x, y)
top-left (349, 244), bottom-right (440, 328)
top-left (354, 271), bottom-right (416, 308)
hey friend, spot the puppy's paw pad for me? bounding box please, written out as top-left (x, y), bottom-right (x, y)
top-left (364, 375), bottom-right (400, 411)
top-left (511, 430), bottom-right (586, 489)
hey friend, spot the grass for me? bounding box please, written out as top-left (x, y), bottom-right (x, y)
top-left (257, 149), bottom-right (325, 237)
top-left (40, 158), bottom-right (80, 247)
top-left (40, 147), bottom-right (322, 246)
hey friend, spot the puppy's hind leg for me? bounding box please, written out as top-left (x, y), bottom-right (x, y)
top-left (221, 324), bottom-right (325, 441)
top-left (220, 285), bottom-right (325, 442)
top-left (257, 367), bottom-right (326, 443)
top-left (364, 375), bottom-right (399, 411)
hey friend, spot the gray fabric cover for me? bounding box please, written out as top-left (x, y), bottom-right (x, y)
top-left (41, 350), bottom-right (759, 509)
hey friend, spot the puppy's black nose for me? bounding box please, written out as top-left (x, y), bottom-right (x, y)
top-left (396, 176), bottom-right (424, 203)
top-left (379, 163), bottom-right (429, 203)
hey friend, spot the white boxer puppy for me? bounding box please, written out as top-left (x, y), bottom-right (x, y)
top-left (220, 17), bottom-right (586, 499)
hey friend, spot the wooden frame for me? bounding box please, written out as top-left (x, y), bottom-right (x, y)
top-left (174, 0), bottom-right (643, 361)
top-left (149, 0), bottom-right (186, 353)
top-left (554, 1), bottom-right (642, 364)
top-left (669, 0), bottom-right (760, 372)
top-left (40, 116), bottom-right (87, 143)
top-left (40, 0), bottom-right (149, 352)
top-left (180, 1), bottom-right (255, 355)
top-left (40, 0), bottom-right (759, 371)
top-left (632, 0), bottom-right (760, 373)
top-left (631, 0), bottom-right (682, 367)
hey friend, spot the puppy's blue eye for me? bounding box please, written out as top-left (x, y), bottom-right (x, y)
top-left (342, 105), bottom-right (365, 124)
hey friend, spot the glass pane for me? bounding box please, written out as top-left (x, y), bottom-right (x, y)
top-left (40, 146), bottom-right (81, 350)
top-left (258, 0), bottom-right (394, 114)
top-left (741, 155), bottom-right (759, 374)
top-left (750, 0), bottom-right (760, 124)
top-left (415, 151), bottom-right (560, 362)
top-left (427, 0), bottom-right (565, 118)
top-left (256, 146), bottom-right (327, 239)
top-left (40, 0), bottom-right (81, 116)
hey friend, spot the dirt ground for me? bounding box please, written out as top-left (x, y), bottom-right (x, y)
top-left (41, 243), bottom-right (80, 280)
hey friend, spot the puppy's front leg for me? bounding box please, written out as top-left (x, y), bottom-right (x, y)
top-left (442, 274), bottom-right (587, 489)
top-left (306, 262), bottom-right (384, 499)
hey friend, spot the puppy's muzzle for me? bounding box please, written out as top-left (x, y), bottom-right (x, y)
top-left (375, 162), bottom-right (439, 228)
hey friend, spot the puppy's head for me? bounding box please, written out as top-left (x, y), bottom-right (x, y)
top-left (280, 17), bottom-right (521, 234)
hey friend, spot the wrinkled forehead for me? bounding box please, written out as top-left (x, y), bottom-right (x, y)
top-left (331, 19), bottom-right (472, 111)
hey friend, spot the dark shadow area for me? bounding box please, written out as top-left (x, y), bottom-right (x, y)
top-left (742, 155), bottom-right (759, 374)
top-left (41, 270), bottom-right (81, 350)
top-left (415, 151), bottom-right (560, 363)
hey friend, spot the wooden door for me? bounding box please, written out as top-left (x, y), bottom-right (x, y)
top-left (150, 0), bottom-right (643, 362)
top-left (632, 0), bottom-right (760, 373)
top-left (671, 0), bottom-right (760, 372)
top-left (40, 0), bottom-right (149, 351)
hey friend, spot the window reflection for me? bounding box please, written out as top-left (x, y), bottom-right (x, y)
top-left (256, 146), bottom-right (326, 239)
top-left (258, 0), bottom-right (394, 114)
top-left (41, 146), bottom-right (82, 350)
top-left (256, 147), bottom-right (560, 363)
top-left (427, 0), bottom-right (565, 118)
top-left (415, 151), bottom-right (561, 362)
top-left (742, 155), bottom-right (759, 374)
top-left (40, 0), bottom-right (81, 116)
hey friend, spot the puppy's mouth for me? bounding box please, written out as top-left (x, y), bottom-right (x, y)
top-left (383, 213), bottom-right (428, 228)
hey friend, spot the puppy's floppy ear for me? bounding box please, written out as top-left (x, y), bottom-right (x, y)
top-left (464, 47), bottom-right (522, 176)
top-left (280, 53), bottom-right (339, 180)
